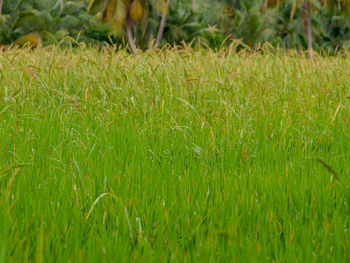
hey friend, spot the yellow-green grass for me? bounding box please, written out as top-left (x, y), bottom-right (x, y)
top-left (0, 46), bottom-right (349, 262)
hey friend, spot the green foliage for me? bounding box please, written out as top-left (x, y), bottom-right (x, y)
top-left (199, 0), bottom-right (350, 51)
top-left (0, 0), bottom-right (350, 51)
top-left (158, 0), bottom-right (211, 46)
top-left (0, 0), bottom-right (100, 45)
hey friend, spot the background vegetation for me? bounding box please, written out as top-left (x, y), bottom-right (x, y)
top-left (0, 0), bottom-right (349, 53)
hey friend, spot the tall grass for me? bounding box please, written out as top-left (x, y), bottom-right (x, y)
top-left (0, 45), bottom-right (349, 262)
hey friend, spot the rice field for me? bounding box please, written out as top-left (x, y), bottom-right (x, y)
top-left (0, 46), bottom-right (349, 262)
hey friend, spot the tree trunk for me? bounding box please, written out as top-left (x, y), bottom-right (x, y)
top-left (192, 0), bottom-right (197, 12)
top-left (126, 22), bottom-right (137, 53)
top-left (60, 0), bottom-right (64, 16)
top-left (0, 0), bottom-right (4, 15)
top-left (192, 0), bottom-right (197, 21)
top-left (155, 0), bottom-right (171, 48)
top-left (302, 0), bottom-right (312, 58)
top-left (262, 0), bottom-right (268, 12)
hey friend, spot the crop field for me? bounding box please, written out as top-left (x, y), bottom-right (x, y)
top-left (0, 46), bottom-right (349, 262)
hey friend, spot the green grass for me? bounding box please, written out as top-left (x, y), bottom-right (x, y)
top-left (0, 46), bottom-right (349, 262)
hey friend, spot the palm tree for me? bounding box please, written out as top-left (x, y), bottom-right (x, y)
top-left (262, 0), bottom-right (312, 54)
top-left (290, 0), bottom-right (349, 56)
top-left (87, 0), bottom-right (168, 52)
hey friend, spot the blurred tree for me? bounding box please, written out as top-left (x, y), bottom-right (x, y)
top-left (289, 0), bottom-right (350, 55)
top-left (155, 0), bottom-right (171, 47)
top-left (0, 0), bottom-right (3, 15)
top-left (87, 0), bottom-right (168, 52)
top-left (60, 0), bottom-right (64, 16)
top-left (303, 0), bottom-right (312, 54)
top-left (203, 0), bottom-right (278, 48)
